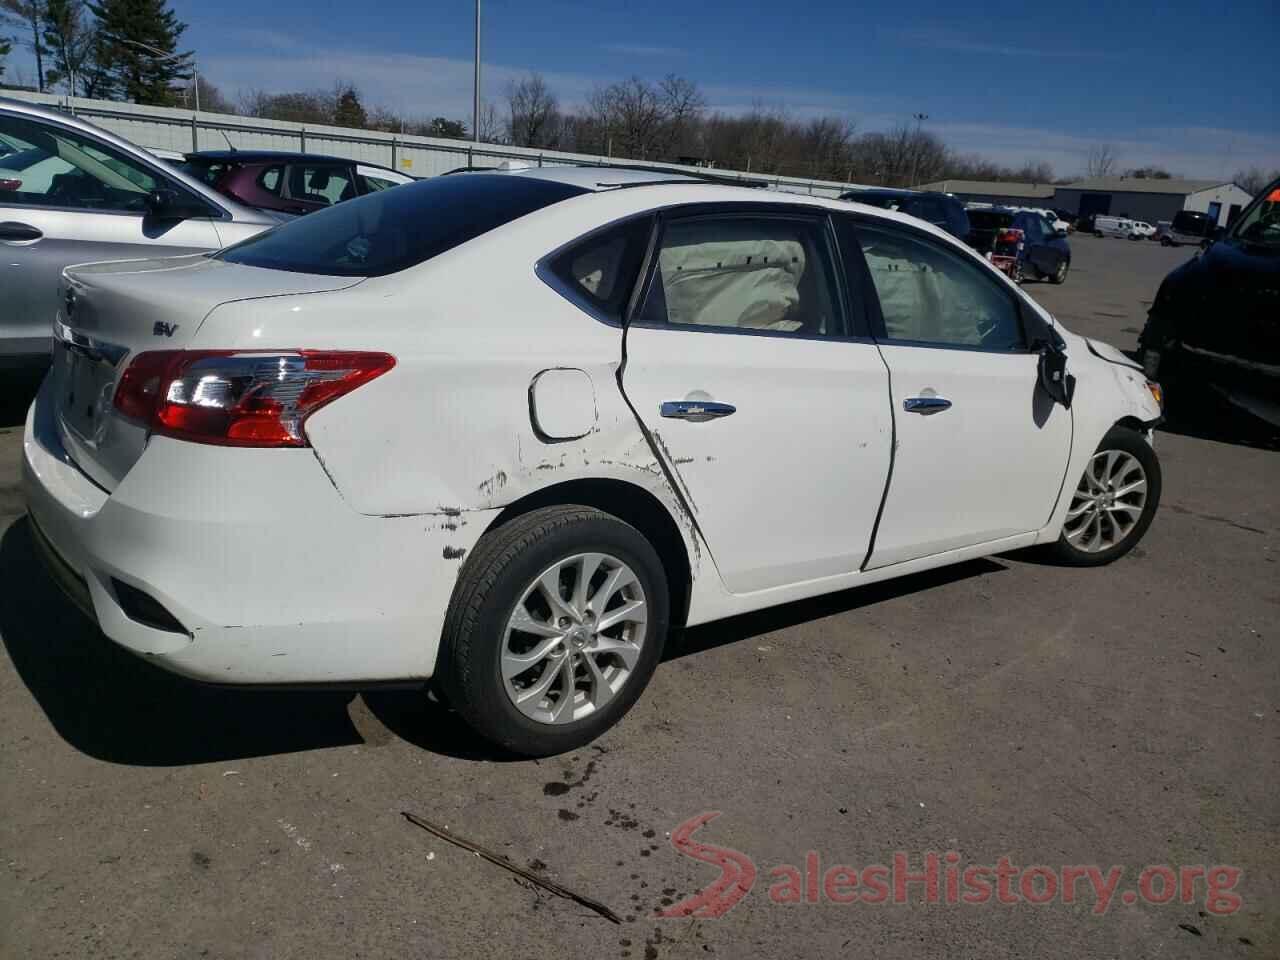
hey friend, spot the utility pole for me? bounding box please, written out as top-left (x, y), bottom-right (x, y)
top-left (909, 111), bottom-right (928, 187)
top-left (472, 0), bottom-right (481, 143)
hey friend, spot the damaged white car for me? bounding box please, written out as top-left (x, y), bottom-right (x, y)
top-left (23, 167), bottom-right (1165, 755)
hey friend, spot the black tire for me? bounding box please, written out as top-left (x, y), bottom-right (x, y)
top-left (437, 505), bottom-right (669, 756)
top-left (1095, 230), bottom-right (1104, 238)
top-left (1011, 259), bottom-right (1024, 284)
top-left (1050, 259), bottom-right (1069, 285)
top-left (1160, 236), bottom-right (1172, 247)
top-left (1041, 426), bottom-right (1162, 566)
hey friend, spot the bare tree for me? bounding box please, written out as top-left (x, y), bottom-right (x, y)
top-left (478, 100), bottom-right (503, 143)
top-left (1086, 143), bottom-right (1119, 178)
top-left (1232, 167), bottom-right (1280, 195)
top-left (506, 73), bottom-right (559, 148)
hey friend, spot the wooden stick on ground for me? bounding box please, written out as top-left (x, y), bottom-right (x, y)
top-left (402, 811), bottom-right (623, 924)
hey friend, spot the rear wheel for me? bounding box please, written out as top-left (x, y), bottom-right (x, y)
top-left (1011, 259), bottom-right (1024, 284)
top-left (1042, 427), bottom-right (1161, 566)
top-left (437, 505), bottom-right (669, 756)
top-left (1050, 259), bottom-right (1069, 284)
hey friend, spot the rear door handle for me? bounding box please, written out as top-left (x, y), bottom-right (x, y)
top-left (660, 400), bottom-right (736, 422)
top-left (903, 396), bottom-right (952, 414)
top-left (0, 221), bottom-right (43, 242)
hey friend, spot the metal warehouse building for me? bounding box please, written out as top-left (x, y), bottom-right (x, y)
top-left (922, 176), bottom-right (1252, 227)
top-left (1048, 177), bottom-right (1252, 227)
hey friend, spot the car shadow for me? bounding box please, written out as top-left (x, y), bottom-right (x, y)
top-left (0, 363), bottom-right (47, 429)
top-left (0, 517), bottom-right (368, 766)
top-left (664, 557), bottom-right (1007, 661)
top-left (1, 512), bottom-right (1008, 765)
top-left (1157, 398), bottom-right (1280, 452)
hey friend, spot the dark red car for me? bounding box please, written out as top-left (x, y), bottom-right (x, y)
top-left (175, 151), bottom-right (412, 216)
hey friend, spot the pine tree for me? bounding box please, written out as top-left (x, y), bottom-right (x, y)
top-left (86, 0), bottom-right (191, 104)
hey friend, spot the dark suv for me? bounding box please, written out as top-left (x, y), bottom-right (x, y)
top-left (840, 188), bottom-right (970, 240)
top-left (177, 151), bottom-right (408, 216)
top-left (1139, 178), bottom-right (1279, 424)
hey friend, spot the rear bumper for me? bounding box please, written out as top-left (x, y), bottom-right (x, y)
top-left (22, 375), bottom-right (499, 683)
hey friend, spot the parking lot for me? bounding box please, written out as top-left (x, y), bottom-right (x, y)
top-left (1, 234), bottom-right (1276, 958)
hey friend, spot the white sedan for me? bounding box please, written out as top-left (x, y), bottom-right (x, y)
top-left (23, 167), bottom-right (1165, 755)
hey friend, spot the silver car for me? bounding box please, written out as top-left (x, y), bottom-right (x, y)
top-left (0, 97), bottom-right (282, 365)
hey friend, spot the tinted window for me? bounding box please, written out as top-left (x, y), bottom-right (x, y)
top-left (635, 214), bottom-right (845, 337)
top-left (855, 222), bottom-right (1024, 350)
top-left (0, 113), bottom-right (169, 213)
top-left (967, 210), bottom-right (1015, 230)
top-left (545, 216), bottom-right (653, 323)
top-left (1171, 211), bottom-right (1213, 236)
top-left (218, 173), bottom-right (587, 277)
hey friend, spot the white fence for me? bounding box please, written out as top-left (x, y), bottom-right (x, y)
top-left (2, 89), bottom-right (863, 198)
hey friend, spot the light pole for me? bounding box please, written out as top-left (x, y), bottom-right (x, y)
top-left (472, 0), bottom-right (481, 143)
top-left (909, 111), bottom-right (928, 187)
top-left (105, 35), bottom-right (199, 113)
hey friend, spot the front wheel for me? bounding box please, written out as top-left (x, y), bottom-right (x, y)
top-left (1042, 427), bottom-right (1162, 566)
top-left (437, 505), bottom-right (669, 756)
top-left (1050, 259), bottom-right (1069, 284)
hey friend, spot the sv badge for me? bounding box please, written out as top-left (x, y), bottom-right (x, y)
top-left (153, 321), bottom-right (179, 337)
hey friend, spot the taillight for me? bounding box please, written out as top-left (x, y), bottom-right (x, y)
top-left (0, 178), bottom-right (22, 191)
top-left (997, 228), bottom-right (1024, 246)
top-left (113, 350), bottom-right (395, 447)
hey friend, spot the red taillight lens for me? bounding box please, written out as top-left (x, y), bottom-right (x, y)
top-left (113, 350), bottom-right (395, 447)
top-left (997, 228), bottom-right (1024, 246)
top-left (0, 178), bottom-right (22, 191)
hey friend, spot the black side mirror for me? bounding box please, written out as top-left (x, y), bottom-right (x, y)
top-left (1037, 343), bottom-right (1075, 408)
top-left (145, 187), bottom-right (207, 221)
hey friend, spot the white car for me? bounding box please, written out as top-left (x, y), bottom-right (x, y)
top-left (23, 167), bottom-right (1165, 755)
top-left (1130, 220), bottom-right (1157, 239)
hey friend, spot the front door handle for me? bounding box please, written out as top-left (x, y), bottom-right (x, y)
top-left (0, 221), bottom-right (43, 243)
top-left (903, 396), bottom-right (952, 414)
top-left (660, 400), bottom-right (736, 423)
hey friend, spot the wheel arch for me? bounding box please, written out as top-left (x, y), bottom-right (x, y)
top-left (481, 478), bottom-right (693, 627)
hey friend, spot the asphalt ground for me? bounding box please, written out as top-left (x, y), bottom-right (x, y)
top-left (1, 233), bottom-right (1276, 958)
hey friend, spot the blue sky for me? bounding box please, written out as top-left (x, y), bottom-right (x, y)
top-left (10, 0), bottom-right (1279, 177)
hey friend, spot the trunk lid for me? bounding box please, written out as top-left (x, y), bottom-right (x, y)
top-left (54, 254), bottom-right (362, 491)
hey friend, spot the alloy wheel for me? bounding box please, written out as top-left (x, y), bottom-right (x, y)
top-left (1062, 450), bottom-right (1149, 552)
top-left (501, 552), bottom-right (648, 725)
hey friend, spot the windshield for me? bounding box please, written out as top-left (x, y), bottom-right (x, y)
top-left (1229, 179), bottom-right (1280, 249)
top-left (217, 173), bottom-right (588, 276)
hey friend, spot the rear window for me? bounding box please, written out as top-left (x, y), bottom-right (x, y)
top-left (217, 173), bottom-right (588, 277)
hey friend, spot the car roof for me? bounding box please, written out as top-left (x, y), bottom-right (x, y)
top-left (187, 149), bottom-right (356, 164)
top-left (481, 163), bottom-right (775, 192)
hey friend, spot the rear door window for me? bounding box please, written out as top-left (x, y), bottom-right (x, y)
top-left (634, 213), bottom-right (847, 337)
